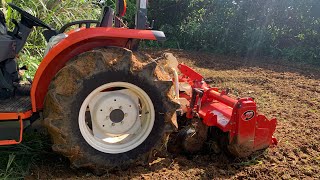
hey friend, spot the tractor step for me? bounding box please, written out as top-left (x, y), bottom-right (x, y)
top-left (0, 86), bottom-right (32, 145)
top-left (0, 119), bottom-right (23, 145)
top-left (0, 95), bottom-right (31, 113)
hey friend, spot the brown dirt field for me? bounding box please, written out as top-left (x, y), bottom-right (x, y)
top-left (26, 50), bottom-right (320, 180)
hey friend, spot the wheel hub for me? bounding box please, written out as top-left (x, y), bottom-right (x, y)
top-left (89, 89), bottom-right (140, 135)
top-left (110, 109), bottom-right (125, 123)
top-left (79, 82), bottom-right (155, 154)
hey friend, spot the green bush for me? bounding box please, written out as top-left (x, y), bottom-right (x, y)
top-left (149, 0), bottom-right (320, 64)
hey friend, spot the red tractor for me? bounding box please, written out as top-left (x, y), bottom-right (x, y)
top-left (0, 0), bottom-right (277, 172)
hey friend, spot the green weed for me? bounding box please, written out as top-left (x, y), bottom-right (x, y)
top-left (0, 133), bottom-right (53, 179)
top-left (232, 152), bottom-right (266, 167)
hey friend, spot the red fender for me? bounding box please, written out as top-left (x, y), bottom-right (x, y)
top-left (31, 27), bottom-right (165, 112)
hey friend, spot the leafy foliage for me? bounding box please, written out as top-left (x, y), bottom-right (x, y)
top-left (150, 0), bottom-right (320, 63)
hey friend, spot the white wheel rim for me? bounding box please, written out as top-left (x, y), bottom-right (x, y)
top-left (79, 82), bottom-right (155, 154)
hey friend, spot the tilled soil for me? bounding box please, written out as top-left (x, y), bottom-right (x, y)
top-left (26, 50), bottom-right (320, 179)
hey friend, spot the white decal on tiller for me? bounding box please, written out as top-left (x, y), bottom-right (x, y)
top-left (212, 110), bottom-right (229, 126)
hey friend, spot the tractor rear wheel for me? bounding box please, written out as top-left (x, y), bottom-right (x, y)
top-left (43, 47), bottom-right (177, 173)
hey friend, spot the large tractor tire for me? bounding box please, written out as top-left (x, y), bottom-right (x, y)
top-left (43, 47), bottom-right (178, 173)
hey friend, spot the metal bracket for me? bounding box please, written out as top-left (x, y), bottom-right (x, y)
top-left (189, 88), bottom-right (204, 117)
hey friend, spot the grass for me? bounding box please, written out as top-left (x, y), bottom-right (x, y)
top-left (0, 133), bottom-right (53, 179)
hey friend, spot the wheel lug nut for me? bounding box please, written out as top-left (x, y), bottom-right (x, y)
top-left (119, 106), bottom-right (122, 109)
top-left (111, 123), bottom-right (115, 126)
top-left (124, 113), bottom-right (128, 117)
top-left (109, 107), bottom-right (113, 111)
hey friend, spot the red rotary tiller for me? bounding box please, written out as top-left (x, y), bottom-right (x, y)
top-left (163, 54), bottom-right (277, 157)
